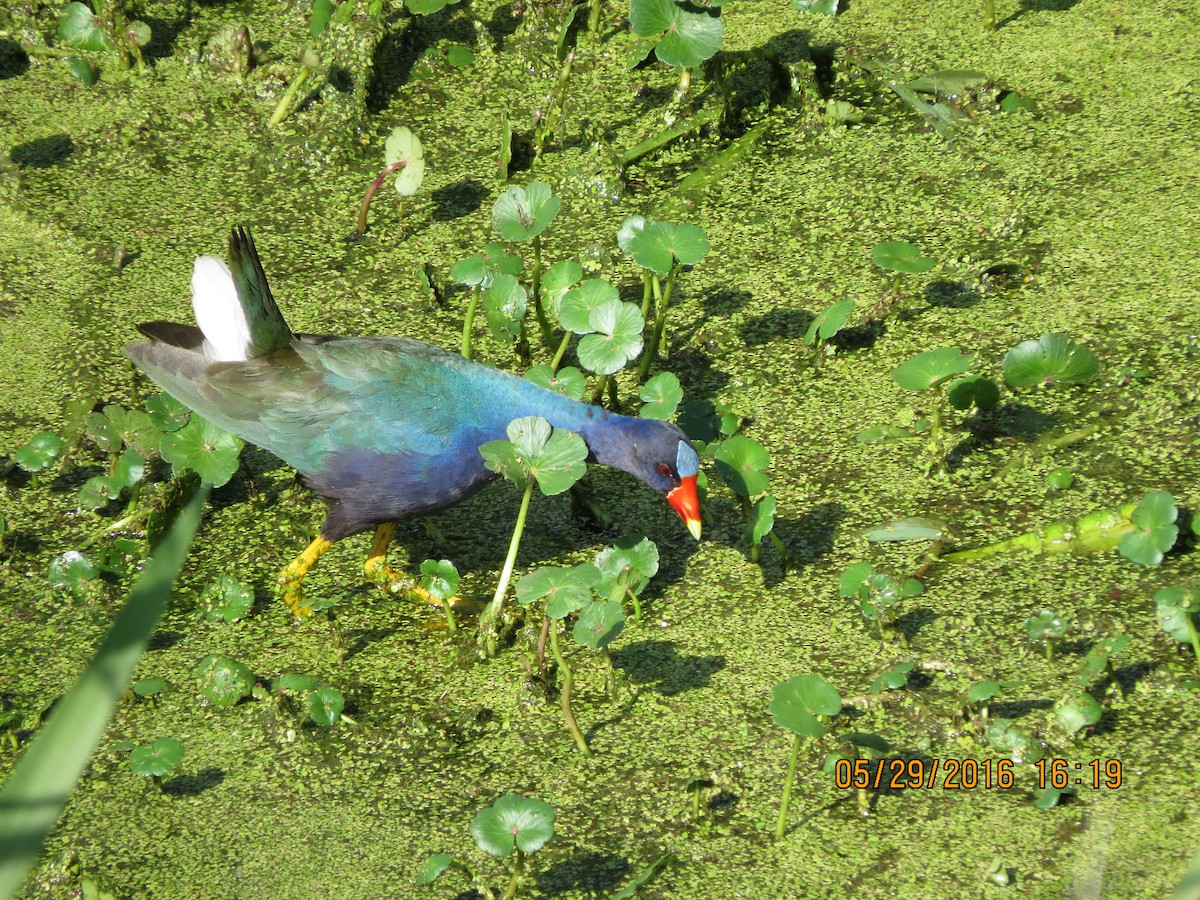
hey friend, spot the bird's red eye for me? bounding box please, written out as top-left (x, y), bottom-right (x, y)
top-left (657, 463), bottom-right (672, 477)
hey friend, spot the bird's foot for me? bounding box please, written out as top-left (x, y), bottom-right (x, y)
top-left (276, 534), bottom-right (333, 620)
top-left (363, 556), bottom-right (465, 609)
top-left (276, 570), bottom-right (314, 619)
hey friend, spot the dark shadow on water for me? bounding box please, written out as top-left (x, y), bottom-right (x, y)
top-left (142, 15), bottom-right (190, 63)
top-left (430, 179), bottom-right (489, 221)
top-left (923, 279), bottom-right (982, 310)
top-left (0, 39), bottom-right (30, 78)
top-left (949, 403), bottom-right (1062, 470)
top-left (342, 626), bottom-right (401, 660)
top-left (989, 698), bottom-right (1053, 719)
top-left (537, 851), bottom-right (631, 896)
top-left (738, 306), bottom-right (814, 346)
top-left (998, 0), bottom-right (1082, 28)
top-left (10, 135), bottom-right (74, 168)
top-left (147, 630), bottom-right (186, 651)
top-left (165, 766), bottom-right (225, 796)
top-left (610, 640), bottom-right (725, 695)
top-left (894, 606), bottom-right (936, 643)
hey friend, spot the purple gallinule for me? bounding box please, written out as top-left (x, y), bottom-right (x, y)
top-left (125, 227), bottom-right (701, 616)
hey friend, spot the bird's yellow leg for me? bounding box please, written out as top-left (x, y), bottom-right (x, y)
top-left (277, 534), bottom-right (333, 618)
top-left (362, 522), bottom-right (462, 608)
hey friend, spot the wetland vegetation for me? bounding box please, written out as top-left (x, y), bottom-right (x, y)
top-left (1, 0), bottom-right (1199, 895)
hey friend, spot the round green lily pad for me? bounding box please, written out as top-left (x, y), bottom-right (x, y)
top-left (130, 737), bottom-right (184, 778)
top-left (470, 794), bottom-right (556, 858)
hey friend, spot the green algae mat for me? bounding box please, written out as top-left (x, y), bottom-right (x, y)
top-left (2, 0), bottom-right (1199, 895)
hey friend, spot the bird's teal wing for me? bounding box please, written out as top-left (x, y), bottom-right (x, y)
top-left (125, 335), bottom-right (516, 476)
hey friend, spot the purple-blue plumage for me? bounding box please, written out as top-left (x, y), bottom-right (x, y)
top-left (124, 228), bottom-right (702, 545)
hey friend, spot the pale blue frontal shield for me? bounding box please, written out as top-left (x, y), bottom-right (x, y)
top-left (676, 440), bottom-right (699, 478)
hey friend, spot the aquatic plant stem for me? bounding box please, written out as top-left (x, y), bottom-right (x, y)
top-left (638, 271), bottom-right (654, 323)
top-left (928, 384), bottom-right (946, 475)
top-left (550, 329), bottom-right (572, 371)
top-left (637, 266), bottom-right (675, 380)
top-left (548, 620), bottom-right (591, 754)
top-left (357, 160), bottom-right (408, 236)
top-left (268, 65), bottom-right (311, 129)
top-left (531, 235), bottom-right (554, 348)
top-left (775, 733), bottom-right (802, 840)
top-left (1187, 622), bottom-right (1200, 666)
top-left (535, 50), bottom-right (576, 159)
top-left (480, 480), bottom-right (534, 656)
top-left (590, 374), bottom-right (609, 405)
top-left (940, 503), bottom-right (1139, 564)
top-left (675, 66), bottom-right (692, 101)
top-left (461, 286), bottom-right (482, 358)
top-left (504, 848), bottom-right (526, 899)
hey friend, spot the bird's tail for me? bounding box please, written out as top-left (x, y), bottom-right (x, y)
top-left (191, 226), bottom-right (293, 361)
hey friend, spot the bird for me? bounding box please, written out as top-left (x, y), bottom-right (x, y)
top-left (124, 227), bottom-right (702, 617)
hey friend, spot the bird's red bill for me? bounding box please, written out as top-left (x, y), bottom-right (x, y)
top-left (667, 475), bottom-right (702, 540)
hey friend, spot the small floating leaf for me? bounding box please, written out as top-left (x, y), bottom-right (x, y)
top-left (1046, 467), bottom-right (1074, 490)
top-left (307, 686), bottom-right (345, 726)
top-left (639, 371), bottom-right (684, 420)
top-left (492, 182), bottom-right (561, 242)
top-left (129, 737), bottom-right (183, 778)
top-left (14, 431), bottom-right (64, 474)
top-left (906, 70), bottom-right (987, 97)
top-left (384, 126), bottom-right (426, 196)
top-left (48, 551), bottom-right (99, 597)
top-left (999, 91), bottom-right (1035, 112)
top-left (66, 56), bottom-right (98, 85)
top-left (132, 676), bottom-right (170, 698)
top-left (872, 241), bottom-right (934, 274)
top-left (199, 574), bottom-right (254, 622)
top-left (445, 44), bottom-right (474, 68)
top-left (946, 374), bottom-right (999, 411)
top-left (769, 674), bottom-right (841, 738)
top-left (804, 299), bottom-right (855, 345)
top-left (869, 660), bottom-right (915, 693)
top-left (1003, 333), bottom-right (1099, 388)
top-left (862, 517), bottom-right (950, 542)
top-left (714, 435), bottom-right (770, 497)
top-left (194, 654), bottom-right (254, 706)
top-left (470, 794), bottom-right (556, 858)
top-left (793, 0), bottom-right (839, 14)
top-left (419, 558), bottom-right (460, 602)
top-left (891, 347), bottom-right (973, 392)
top-left (414, 854), bottom-right (454, 885)
top-left (1119, 490), bottom-right (1178, 566)
top-left (1053, 693), bottom-right (1102, 734)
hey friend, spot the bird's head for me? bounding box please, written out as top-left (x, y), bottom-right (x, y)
top-left (624, 420), bottom-right (702, 541)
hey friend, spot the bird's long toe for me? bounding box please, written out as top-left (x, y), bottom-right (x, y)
top-left (363, 555), bottom-right (464, 609)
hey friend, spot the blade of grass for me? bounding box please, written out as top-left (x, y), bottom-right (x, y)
top-left (0, 485), bottom-right (208, 898)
